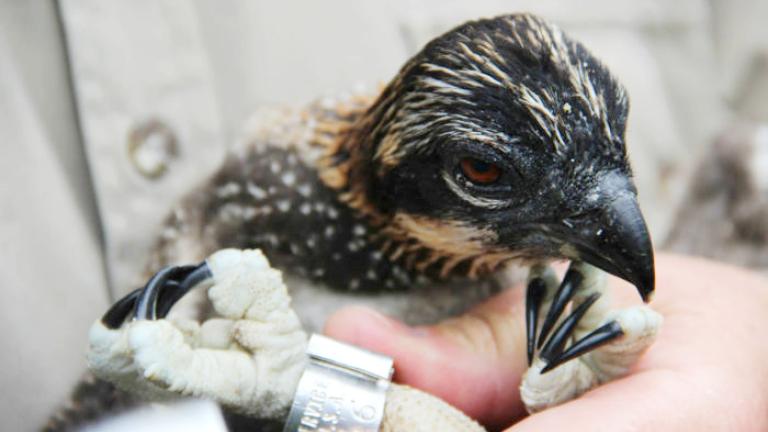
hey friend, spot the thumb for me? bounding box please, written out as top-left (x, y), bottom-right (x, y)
top-left (323, 287), bottom-right (529, 429)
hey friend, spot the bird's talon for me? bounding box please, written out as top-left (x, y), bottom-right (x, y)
top-left (155, 263), bottom-right (212, 319)
top-left (133, 266), bottom-right (178, 321)
top-left (539, 292), bottom-right (601, 367)
top-left (101, 288), bottom-right (141, 329)
top-left (537, 266), bottom-right (584, 349)
top-left (521, 263), bottom-right (655, 412)
top-left (89, 249), bottom-right (308, 418)
top-left (100, 263), bottom-right (211, 329)
top-left (541, 320), bottom-right (623, 373)
top-left (525, 262), bottom-right (627, 374)
top-left (525, 277), bottom-right (547, 365)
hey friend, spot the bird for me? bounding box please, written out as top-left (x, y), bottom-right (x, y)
top-left (46, 13), bottom-right (656, 431)
top-left (148, 12), bottom-right (652, 298)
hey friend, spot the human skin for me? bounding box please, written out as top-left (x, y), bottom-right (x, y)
top-left (324, 253), bottom-right (768, 431)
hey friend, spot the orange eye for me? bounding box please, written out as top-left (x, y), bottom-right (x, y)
top-left (459, 158), bottom-right (501, 184)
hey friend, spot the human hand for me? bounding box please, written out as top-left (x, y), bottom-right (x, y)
top-left (325, 253), bottom-right (768, 431)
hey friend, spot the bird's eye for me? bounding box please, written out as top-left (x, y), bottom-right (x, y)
top-left (459, 158), bottom-right (501, 185)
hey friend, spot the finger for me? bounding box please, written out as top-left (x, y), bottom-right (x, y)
top-left (324, 287), bottom-right (529, 429)
top-left (507, 368), bottom-right (743, 432)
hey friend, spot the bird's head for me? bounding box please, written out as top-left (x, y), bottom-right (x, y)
top-left (323, 14), bottom-right (654, 301)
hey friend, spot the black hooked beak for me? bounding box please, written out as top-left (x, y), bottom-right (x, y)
top-left (561, 182), bottom-right (655, 302)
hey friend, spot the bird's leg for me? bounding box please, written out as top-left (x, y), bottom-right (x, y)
top-left (521, 262), bottom-right (662, 413)
top-left (88, 249), bottom-right (308, 418)
top-left (91, 249), bottom-right (488, 431)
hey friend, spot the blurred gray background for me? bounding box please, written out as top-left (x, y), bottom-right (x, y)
top-left (1, 1), bottom-right (767, 430)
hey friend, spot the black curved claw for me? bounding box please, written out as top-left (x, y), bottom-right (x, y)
top-left (133, 266), bottom-right (185, 321)
top-left (526, 277), bottom-right (547, 366)
top-left (156, 264), bottom-right (213, 318)
top-left (134, 263), bottom-right (211, 320)
top-left (100, 262), bottom-right (211, 329)
top-left (537, 267), bottom-right (583, 349)
top-left (102, 288), bottom-right (142, 329)
top-left (541, 320), bottom-right (624, 373)
top-left (539, 292), bottom-right (601, 362)
top-left (524, 262), bottom-right (624, 373)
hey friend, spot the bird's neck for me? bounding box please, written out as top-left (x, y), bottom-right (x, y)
top-left (316, 91), bottom-right (389, 225)
top-left (310, 91), bottom-right (513, 282)
top-left (196, 93), bottom-right (511, 293)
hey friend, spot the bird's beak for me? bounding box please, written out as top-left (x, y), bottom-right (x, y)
top-left (561, 190), bottom-right (655, 302)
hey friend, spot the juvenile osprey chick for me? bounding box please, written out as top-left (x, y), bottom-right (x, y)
top-left (149, 13), bottom-right (653, 299)
top-left (53, 13), bottom-right (660, 431)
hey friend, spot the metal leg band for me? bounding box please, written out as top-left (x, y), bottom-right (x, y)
top-left (283, 334), bottom-right (394, 432)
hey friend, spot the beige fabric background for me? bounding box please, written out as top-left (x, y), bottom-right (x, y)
top-left (0, 1), bottom-right (766, 430)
